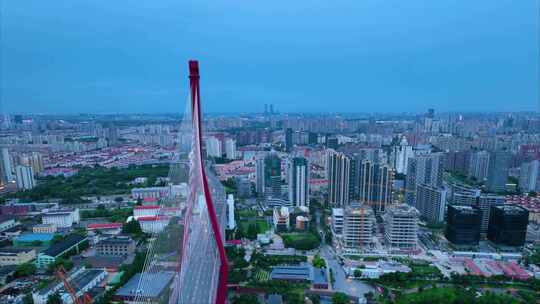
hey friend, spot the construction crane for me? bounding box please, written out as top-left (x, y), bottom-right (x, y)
top-left (55, 266), bottom-right (93, 304)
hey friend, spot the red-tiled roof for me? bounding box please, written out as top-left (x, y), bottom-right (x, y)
top-left (87, 223), bottom-right (123, 230)
top-left (137, 216), bottom-right (169, 222)
top-left (134, 205), bottom-right (160, 210)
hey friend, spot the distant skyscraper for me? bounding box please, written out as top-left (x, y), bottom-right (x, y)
top-left (415, 184), bottom-right (446, 223)
top-left (285, 128), bottom-right (293, 152)
top-left (1, 114), bottom-right (11, 129)
top-left (264, 153), bottom-right (282, 198)
top-left (392, 136), bottom-right (414, 174)
top-left (14, 115), bottom-right (23, 124)
top-left (445, 151), bottom-right (470, 175)
top-left (424, 109), bottom-right (435, 132)
top-left (486, 151), bottom-right (511, 193)
top-left (0, 148), bottom-right (14, 182)
top-left (405, 153), bottom-right (444, 206)
top-left (224, 138), bottom-right (237, 160)
top-left (106, 124), bottom-right (119, 146)
top-left (288, 157), bottom-right (309, 207)
top-left (358, 160), bottom-right (394, 212)
top-left (15, 165), bottom-right (35, 190)
top-left (255, 157), bottom-right (266, 196)
top-left (326, 136), bottom-right (339, 150)
top-left (519, 160), bottom-right (540, 193)
top-left (468, 151), bottom-right (490, 181)
top-left (205, 136), bottom-right (222, 158)
top-left (18, 152), bottom-right (44, 175)
top-left (327, 150), bottom-right (353, 206)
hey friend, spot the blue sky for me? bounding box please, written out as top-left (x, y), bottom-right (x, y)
top-left (1, 0), bottom-right (538, 114)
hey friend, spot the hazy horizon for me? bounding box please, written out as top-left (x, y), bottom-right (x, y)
top-left (1, 0), bottom-right (539, 114)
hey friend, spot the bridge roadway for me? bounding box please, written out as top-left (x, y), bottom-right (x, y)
top-left (178, 174), bottom-right (226, 303)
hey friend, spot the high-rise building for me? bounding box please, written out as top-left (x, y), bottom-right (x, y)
top-left (356, 148), bottom-right (383, 164)
top-left (415, 184), bottom-right (446, 223)
top-left (519, 160), bottom-right (540, 193)
top-left (331, 208), bottom-right (344, 236)
top-left (392, 136), bottom-right (414, 174)
top-left (15, 165), bottom-right (35, 190)
top-left (445, 151), bottom-right (470, 175)
top-left (106, 124), bottom-right (119, 146)
top-left (327, 150), bottom-right (353, 206)
top-left (405, 153), bottom-right (444, 206)
top-left (342, 205), bottom-right (375, 250)
top-left (255, 157), bottom-right (266, 196)
top-left (288, 157), bottom-right (309, 207)
top-left (264, 153), bottom-right (282, 198)
top-left (445, 205), bottom-right (481, 246)
top-left (273, 206), bottom-right (290, 232)
top-left (308, 132), bottom-right (318, 145)
top-left (227, 194), bottom-right (236, 230)
top-left (468, 151), bottom-right (490, 181)
top-left (452, 189), bottom-right (480, 206)
top-left (477, 194), bottom-right (505, 233)
top-left (18, 152), bottom-right (44, 175)
top-left (486, 151), bottom-right (511, 193)
top-left (326, 137), bottom-right (339, 150)
top-left (358, 160), bottom-right (394, 212)
top-left (225, 138), bottom-right (237, 160)
top-left (450, 185), bottom-right (504, 234)
top-left (285, 128), bottom-right (293, 152)
top-left (384, 204), bottom-right (419, 250)
top-left (205, 136), bottom-right (222, 158)
top-left (487, 205), bottom-right (529, 247)
top-left (0, 148), bottom-right (13, 184)
top-left (234, 177), bottom-right (252, 199)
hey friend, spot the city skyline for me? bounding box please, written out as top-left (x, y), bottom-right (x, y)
top-left (2, 1), bottom-right (540, 303)
top-left (1, 0), bottom-right (538, 114)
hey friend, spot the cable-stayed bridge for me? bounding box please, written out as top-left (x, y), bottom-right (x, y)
top-left (133, 61), bottom-right (228, 304)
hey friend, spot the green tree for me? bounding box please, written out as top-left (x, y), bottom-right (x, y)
top-left (246, 223), bottom-right (258, 240)
top-left (23, 293), bottom-right (34, 304)
top-left (47, 258), bottom-right (74, 274)
top-left (30, 240), bottom-right (43, 246)
top-left (353, 269), bottom-right (362, 278)
top-left (14, 263), bottom-right (36, 278)
top-left (52, 235), bottom-right (64, 244)
top-left (122, 220), bottom-right (143, 235)
top-left (285, 290), bottom-right (304, 304)
top-left (312, 255), bottom-right (326, 268)
top-left (46, 292), bottom-right (62, 304)
top-left (332, 292), bottom-right (349, 304)
top-left (309, 294), bottom-right (321, 304)
top-left (232, 294), bottom-right (259, 304)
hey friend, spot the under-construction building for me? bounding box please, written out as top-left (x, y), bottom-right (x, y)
top-left (384, 204), bottom-right (419, 249)
top-left (341, 204), bottom-right (375, 250)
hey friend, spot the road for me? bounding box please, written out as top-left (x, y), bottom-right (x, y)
top-left (178, 175), bottom-right (227, 303)
top-left (314, 209), bottom-right (375, 297)
top-left (321, 244), bottom-right (375, 298)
